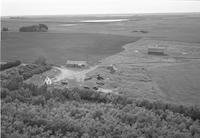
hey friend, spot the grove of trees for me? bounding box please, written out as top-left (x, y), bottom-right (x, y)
top-left (1, 67), bottom-right (200, 138)
top-left (0, 60), bottom-right (21, 71)
top-left (19, 24), bottom-right (48, 32)
top-left (2, 27), bottom-right (9, 31)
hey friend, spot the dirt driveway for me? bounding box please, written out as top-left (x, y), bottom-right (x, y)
top-left (53, 66), bottom-right (98, 82)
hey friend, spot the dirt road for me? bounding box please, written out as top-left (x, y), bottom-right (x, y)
top-left (53, 66), bottom-right (98, 82)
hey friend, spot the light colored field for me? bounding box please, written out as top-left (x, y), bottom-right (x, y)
top-left (150, 61), bottom-right (200, 105)
top-left (93, 38), bottom-right (200, 105)
top-left (53, 65), bottom-right (98, 82)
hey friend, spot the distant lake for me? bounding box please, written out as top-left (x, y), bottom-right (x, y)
top-left (59, 19), bottom-right (129, 26)
top-left (59, 24), bottom-right (77, 26)
top-left (80, 19), bottom-right (129, 23)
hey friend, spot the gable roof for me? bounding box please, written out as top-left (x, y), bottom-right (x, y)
top-left (66, 60), bottom-right (87, 65)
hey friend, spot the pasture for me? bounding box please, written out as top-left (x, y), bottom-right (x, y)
top-left (2, 14), bottom-right (200, 64)
top-left (150, 61), bottom-right (200, 105)
top-left (1, 32), bottom-right (139, 64)
top-left (1, 13), bottom-right (200, 106)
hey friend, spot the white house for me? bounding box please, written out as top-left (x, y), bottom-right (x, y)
top-left (44, 76), bottom-right (52, 85)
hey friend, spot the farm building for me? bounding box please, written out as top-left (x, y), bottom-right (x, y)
top-left (148, 46), bottom-right (166, 55)
top-left (25, 75), bottom-right (55, 87)
top-left (66, 60), bottom-right (87, 68)
top-left (44, 76), bottom-right (52, 85)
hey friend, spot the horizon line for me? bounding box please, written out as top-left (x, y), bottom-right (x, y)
top-left (1, 11), bottom-right (200, 17)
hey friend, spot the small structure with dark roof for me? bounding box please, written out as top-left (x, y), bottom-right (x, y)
top-left (148, 45), bottom-right (166, 55)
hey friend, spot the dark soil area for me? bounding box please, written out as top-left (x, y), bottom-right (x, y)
top-left (1, 32), bottom-right (140, 64)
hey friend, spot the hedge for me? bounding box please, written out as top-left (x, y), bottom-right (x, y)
top-left (0, 60), bottom-right (21, 71)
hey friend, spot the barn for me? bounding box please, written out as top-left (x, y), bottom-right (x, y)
top-left (66, 60), bottom-right (87, 68)
top-left (148, 46), bottom-right (166, 55)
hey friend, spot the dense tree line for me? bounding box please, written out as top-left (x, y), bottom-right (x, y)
top-left (1, 72), bottom-right (200, 137)
top-left (18, 64), bottom-right (51, 80)
top-left (1, 64), bottom-right (51, 82)
top-left (19, 24), bottom-right (48, 32)
top-left (0, 60), bottom-right (21, 71)
top-left (2, 27), bottom-right (8, 32)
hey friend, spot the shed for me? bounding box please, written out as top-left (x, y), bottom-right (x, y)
top-left (148, 46), bottom-right (165, 55)
top-left (66, 60), bottom-right (87, 68)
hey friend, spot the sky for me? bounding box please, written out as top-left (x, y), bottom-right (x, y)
top-left (1, 0), bottom-right (200, 16)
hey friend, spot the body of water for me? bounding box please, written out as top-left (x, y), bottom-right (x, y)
top-left (59, 24), bottom-right (77, 26)
top-left (80, 19), bottom-right (129, 23)
top-left (59, 19), bottom-right (129, 26)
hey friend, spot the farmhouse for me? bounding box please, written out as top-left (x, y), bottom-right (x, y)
top-left (66, 60), bottom-right (87, 68)
top-left (44, 76), bottom-right (52, 85)
top-left (148, 46), bottom-right (166, 55)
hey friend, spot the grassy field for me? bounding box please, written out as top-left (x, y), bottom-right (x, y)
top-left (2, 14), bottom-right (200, 42)
top-left (150, 61), bottom-right (200, 105)
top-left (1, 13), bottom-right (200, 106)
top-left (1, 32), bottom-right (139, 64)
top-left (2, 13), bottom-right (200, 65)
top-left (95, 38), bottom-right (200, 105)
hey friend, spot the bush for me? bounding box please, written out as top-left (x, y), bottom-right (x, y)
top-left (135, 99), bottom-right (200, 121)
top-left (0, 60), bottom-right (21, 71)
top-left (1, 77), bottom-right (200, 137)
top-left (18, 64), bottom-right (51, 80)
top-left (39, 24), bottom-right (48, 30)
top-left (32, 96), bottom-right (46, 106)
top-left (2, 27), bottom-right (8, 31)
top-left (34, 56), bottom-right (47, 65)
top-left (2, 74), bottom-right (23, 91)
top-left (1, 88), bottom-right (10, 99)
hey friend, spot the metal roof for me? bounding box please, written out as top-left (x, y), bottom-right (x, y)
top-left (66, 60), bottom-right (87, 65)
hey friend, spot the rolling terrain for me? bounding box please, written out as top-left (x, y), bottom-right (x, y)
top-left (1, 32), bottom-right (138, 64)
top-left (1, 13), bottom-right (200, 138)
top-left (1, 13), bottom-right (200, 105)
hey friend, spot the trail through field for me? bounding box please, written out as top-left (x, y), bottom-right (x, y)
top-left (54, 66), bottom-right (98, 82)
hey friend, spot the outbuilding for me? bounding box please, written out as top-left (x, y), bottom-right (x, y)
top-left (44, 76), bottom-right (52, 85)
top-left (66, 60), bottom-right (87, 68)
top-left (148, 46), bottom-right (166, 55)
